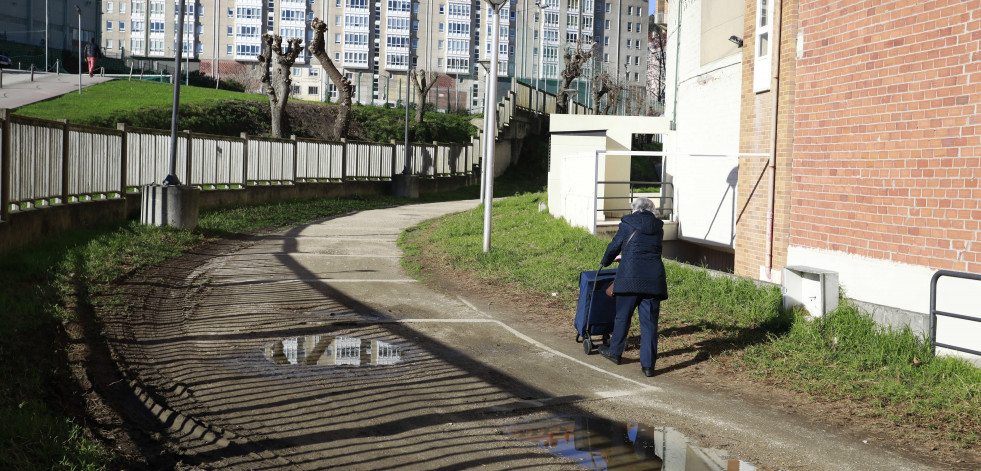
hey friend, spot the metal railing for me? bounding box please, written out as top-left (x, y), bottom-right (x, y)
top-left (595, 180), bottom-right (675, 219)
top-left (930, 270), bottom-right (981, 357)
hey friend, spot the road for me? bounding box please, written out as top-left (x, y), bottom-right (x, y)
top-left (0, 69), bottom-right (113, 109)
top-left (104, 200), bottom-right (939, 470)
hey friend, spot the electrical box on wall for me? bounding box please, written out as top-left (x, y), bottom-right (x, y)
top-left (782, 266), bottom-right (839, 317)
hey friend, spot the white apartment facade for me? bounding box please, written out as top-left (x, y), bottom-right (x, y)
top-left (100, 0), bottom-right (649, 109)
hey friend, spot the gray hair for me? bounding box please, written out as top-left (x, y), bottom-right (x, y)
top-left (630, 197), bottom-right (654, 213)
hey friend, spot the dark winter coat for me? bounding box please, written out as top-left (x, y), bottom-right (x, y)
top-left (600, 210), bottom-right (668, 300)
top-left (83, 42), bottom-right (100, 59)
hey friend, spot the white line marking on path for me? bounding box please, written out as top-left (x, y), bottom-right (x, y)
top-left (370, 318), bottom-right (661, 392)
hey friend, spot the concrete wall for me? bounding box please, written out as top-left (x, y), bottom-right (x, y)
top-left (663, 0), bottom-right (744, 250)
top-left (0, 176), bottom-right (475, 256)
top-left (547, 115), bottom-right (672, 232)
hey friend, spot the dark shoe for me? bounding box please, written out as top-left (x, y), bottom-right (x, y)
top-left (641, 367), bottom-right (655, 377)
top-left (597, 346), bottom-right (621, 365)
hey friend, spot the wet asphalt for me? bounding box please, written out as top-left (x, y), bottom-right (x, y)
top-left (114, 200), bottom-right (943, 470)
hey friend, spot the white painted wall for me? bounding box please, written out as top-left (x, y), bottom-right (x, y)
top-left (546, 115), bottom-right (672, 232)
top-left (663, 0), bottom-right (743, 249)
top-left (788, 245), bottom-right (981, 363)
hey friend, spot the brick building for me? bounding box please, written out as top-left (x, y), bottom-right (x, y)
top-left (732, 0), bottom-right (980, 353)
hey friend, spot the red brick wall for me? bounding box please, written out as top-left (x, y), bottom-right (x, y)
top-left (735, 0), bottom-right (799, 279)
top-left (793, 0), bottom-right (981, 272)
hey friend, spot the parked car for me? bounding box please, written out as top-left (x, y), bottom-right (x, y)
top-left (0, 54), bottom-right (13, 68)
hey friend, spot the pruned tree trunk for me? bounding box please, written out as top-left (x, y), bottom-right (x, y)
top-left (308, 17), bottom-right (354, 140)
top-left (592, 71), bottom-right (611, 115)
top-left (410, 69), bottom-right (438, 123)
top-left (258, 34), bottom-right (302, 138)
top-left (557, 39), bottom-right (592, 113)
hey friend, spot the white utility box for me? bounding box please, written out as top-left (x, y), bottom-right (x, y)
top-left (782, 266), bottom-right (839, 317)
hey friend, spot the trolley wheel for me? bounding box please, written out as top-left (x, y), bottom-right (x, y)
top-left (583, 337), bottom-right (594, 354)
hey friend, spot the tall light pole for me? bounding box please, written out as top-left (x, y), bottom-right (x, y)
top-left (75, 5), bottom-right (81, 94)
top-left (535, 0), bottom-right (545, 100)
top-left (45, 0), bottom-right (48, 71)
top-left (165, 0), bottom-right (187, 186)
top-left (482, 0), bottom-right (507, 253)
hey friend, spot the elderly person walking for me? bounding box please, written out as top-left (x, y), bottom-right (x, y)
top-left (597, 197), bottom-right (668, 377)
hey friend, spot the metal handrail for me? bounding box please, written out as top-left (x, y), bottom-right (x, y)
top-left (930, 270), bottom-right (981, 356)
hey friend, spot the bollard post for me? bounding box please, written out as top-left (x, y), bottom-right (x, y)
top-left (129, 64), bottom-right (133, 80)
top-left (0, 68), bottom-right (3, 88)
top-left (56, 59), bottom-right (60, 75)
top-left (30, 64), bottom-right (35, 81)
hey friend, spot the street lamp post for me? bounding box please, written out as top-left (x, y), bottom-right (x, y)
top-left (165, 0), bottom-right (187, 186)
top-left (535, 0), bottom-right (545, 111)
top-left (75, 5), bottom-right (81, 94)
top-left (482, 0), bottom-right (508, 254)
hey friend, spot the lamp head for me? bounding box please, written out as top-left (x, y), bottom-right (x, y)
top-left (728, 35), bottom-right (743, 48)
top-left (486, 0), bottom-right (508, 7)
top-left (75, 5), bottom-right (81, 15)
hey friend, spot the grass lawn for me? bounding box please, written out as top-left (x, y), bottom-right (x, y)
top-left (398, 191), bottom-right (981, 448)
top-left (14, 80), bottom-right (266, 124)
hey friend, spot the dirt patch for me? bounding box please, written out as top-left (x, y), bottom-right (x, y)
top-left (407, 237), bottom-right (981, 470)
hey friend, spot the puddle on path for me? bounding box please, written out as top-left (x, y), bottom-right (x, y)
top-left (505, 416), bottom-right (759, 470)
top-left (264, 335), bottom-right (403, 366)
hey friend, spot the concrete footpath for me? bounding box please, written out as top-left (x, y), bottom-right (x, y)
top-left (109, 200), bottom-right (938, 470)
top-left (0, 69), bottom-right (114, 109)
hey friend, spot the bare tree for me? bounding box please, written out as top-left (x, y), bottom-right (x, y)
top-left (257, 34), bottom-right (302, 138)
top-left (591, 71), bottom-right (625, 115)
top-left (308, 17), bottom-right (354, 140)
top-left (557, 39), bottom-right (592, 113)
top-left (648, 25), bottom-right (668, 114)
top-left (410, 69), bottom-right (439, 123)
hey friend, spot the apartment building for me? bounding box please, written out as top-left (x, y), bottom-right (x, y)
top-left (100, 0), bottom-right (649, 109)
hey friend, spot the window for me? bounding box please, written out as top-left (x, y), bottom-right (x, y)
top-left (197, 43), bottom-right (203, 54)
top-left (119, 21), bottom-right (125, 32)
top-left (308, 86), bottom-right (319, 95)
top-left (132, 21), bottom-right (144, 32)
top-left (106, 21), bottom-right (113, 31)
top-left (412, 20), bottom-right (419, 31)
top-left (437, 40), bottom-right (444, 50)
top-left (236, 8), bottom-right (261, 19)
top-left (634, 56), bottom-right (639, 65)
top-left (310, 68), bottom-right (319, 76)
top-left (133, 1), bottom-right (144, 14)
top-left (605, 2), bottom-right (610, 13)
top-left (227, 26), bottom-right (233, 36)
top-left (105, 39), bottom-right (112, 49)
top-left (347, 0), bottom-right (368, 8)
top-left (603, 52), bottom-right (608, 61)
top-left (754, 0), bottom-right (772, 92)
top-left (106, 2), bottom-right (113, 13)
top-left (335, 16), bottom-right (341, 25)
top-left (197, 24), bottom-right (203, 34)
top-left (227, 44), bottom-right (232, 54)
top-left (439, 4), bottom-right (444, 14)
top-left (412, 2), bottom-right (419, 13)
top-left (627, 6), bottom-right (631, 14)
top-left (292, 85), bottom-right (301, 94)
top-left (120, 3), bottom-right (125, 13)
top-left (605, 19), bottom-right (610, 28)
top-left (236, 44), bottom-right (261, 56)
top-left (228, 7), bottom-right (233, 17)
top-left (439, 22), bottom-right (444, 32)
top-left (293, 67), bottom-right (302, 76)
top-left (627, 22), bottom-right (632, 32)
top-left (335, 33), bottom-right (341, 43)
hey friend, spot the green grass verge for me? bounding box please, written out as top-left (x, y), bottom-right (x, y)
top-left (399, 191), bottom-right (981, 447)
top-left (0, 194), bottom-right (400, 470)
top-left (14, 80), bottom-right (266, 124)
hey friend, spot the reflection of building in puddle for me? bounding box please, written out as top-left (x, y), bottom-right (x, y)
top-left (505, 416), bottom-right (759, 470)
top-left (264, 336), bottom-right (402, 366)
